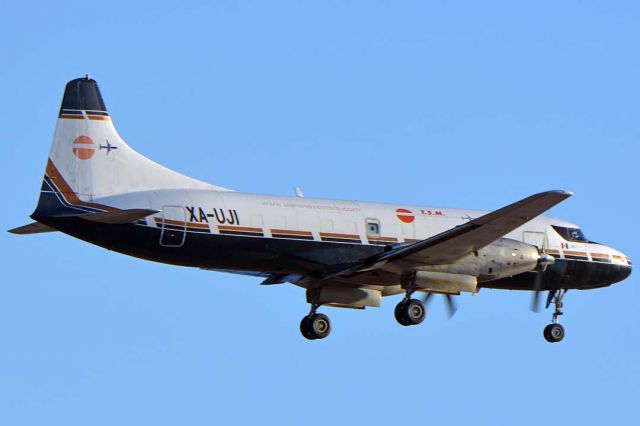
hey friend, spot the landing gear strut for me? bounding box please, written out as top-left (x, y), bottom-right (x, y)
top-left (300, 293), bottom-right (331, 340)
top-left (543, 289), bottom-right (566, 343)
top-left (394, 274), bottom-right (426, 326)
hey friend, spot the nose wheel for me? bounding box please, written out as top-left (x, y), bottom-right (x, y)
top-left (543, 289), bottom-right (567, 343)
top-left (544, 323), bottom-right (565, 343)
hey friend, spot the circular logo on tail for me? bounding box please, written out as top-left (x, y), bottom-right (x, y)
top-left (72, 136), bottom-right (95, 160)
top-left (396, 208), bottom-right (415, 223)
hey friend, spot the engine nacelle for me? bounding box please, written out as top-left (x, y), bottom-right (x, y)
top-left (476, 238), bottom-right (540, 281)
top-left (417, 238), bottom-right (541, 285)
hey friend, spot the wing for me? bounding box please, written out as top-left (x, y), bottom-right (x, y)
top-left (323, 190), bottom-right (572, 279)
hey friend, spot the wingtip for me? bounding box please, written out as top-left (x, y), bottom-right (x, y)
top-left (550, 189), bottom-right (574, 197)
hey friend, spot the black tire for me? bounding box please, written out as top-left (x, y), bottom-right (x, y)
top-left (395, 299), bottom-right (426, 326)
top-left (543, 323), bottom-right (565, 343)
top-left (300, 315), bottom-right (316, 340)
top-left (394, 301), bottom-right (410, 326)
top-left (308, 313), bottom-right (331, 339)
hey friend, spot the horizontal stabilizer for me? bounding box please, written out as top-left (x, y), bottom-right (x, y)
top-left (78, 209), bottom-right (159, 224)
top-left (8, 222), bottom-right (57, 235)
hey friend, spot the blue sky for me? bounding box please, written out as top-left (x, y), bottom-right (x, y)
top-left (1, 1), bottom-right (638, 424)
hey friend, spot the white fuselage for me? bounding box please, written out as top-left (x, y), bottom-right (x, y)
top-left (98, 188), bottom-right (630, 269)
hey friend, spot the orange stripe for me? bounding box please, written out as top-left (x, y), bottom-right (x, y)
top-left (319, 232), bottom-right (360, 239)
top-left (271, 229), bottom-right (313, 236)
top-left (88, 115), bottom-right (110, 121)
top-left (46, 159), bottom-right (118, 212)
top-left (367, 236), bottom-right (398, 242)
top-left (218, 225), bottom-right (262, 232)
top-left (563, 250), bottom-right (587, 256)
top-left (546, 249), bottom-right (560, 255)
top-left (59, 114), bottom-right (85, 120)
top-left (154, 218), bottom-right (210, 229)
top-left (187, 222), bottom-right (210, 229)
top-left (591, 253), bottom-right (610, 259)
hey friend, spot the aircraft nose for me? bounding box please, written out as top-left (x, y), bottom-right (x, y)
top-left (615, 262), bottom-right (632, 283)
top-left (612, 252), bottom-right (632, 284)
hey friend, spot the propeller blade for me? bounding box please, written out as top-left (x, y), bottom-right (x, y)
top-left (531, 290), bottom-right (541, 313)
top-left (421, 292), bottom-right (457, 318)
top-left (422, 292), bottom-right (434, 305)
top-left (444, 294), bottom-right (458, 318)
top-left (545, 289), bottom-right (557, 309)
top-left (530, 271), bottom-right (543, 313)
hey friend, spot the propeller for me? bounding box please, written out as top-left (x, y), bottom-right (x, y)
top-left (530, 237), bottom-right (555, 313)
top-left (422, 291), bottom-right (458, 318)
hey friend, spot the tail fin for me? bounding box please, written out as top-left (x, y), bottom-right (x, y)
top-left (33, 76), bottom-right (228, 218)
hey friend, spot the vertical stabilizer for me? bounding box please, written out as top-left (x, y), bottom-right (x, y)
top-left (34, 76), bottom-right (228, 217)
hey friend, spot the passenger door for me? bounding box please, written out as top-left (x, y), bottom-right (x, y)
top-left (160, 205), bottom-right (186, 247)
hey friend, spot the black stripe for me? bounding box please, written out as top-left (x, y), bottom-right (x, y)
top-left (271, 233), bottom-right (314, 241)
top-left (187, 227), bottom-right (210, 234)
top-left (367, 240), bottom-right (392, 246)
top-left (42, 175), bottom-right (100, 214)
top-left (321, 237), bottom-right (362, 244)
top-left (219, 230), bottom-right (264, 237)
top-left (591, 258), bottom-right (611, 263)
top-left (565, 255), bottom-right (588, 261)
top-left (161, 224), bottom-right (184, 231)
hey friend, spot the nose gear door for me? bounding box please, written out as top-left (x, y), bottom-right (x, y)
top-left (160, 205), bottom-right (186, 247)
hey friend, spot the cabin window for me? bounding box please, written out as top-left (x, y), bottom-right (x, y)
top-left (365, 219), bottom-right (381, 237)
top-left (552, 226), bottom-right (589, 243)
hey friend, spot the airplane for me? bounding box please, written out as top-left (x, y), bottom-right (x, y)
top-left (9, 76), bottom-right (632, 342)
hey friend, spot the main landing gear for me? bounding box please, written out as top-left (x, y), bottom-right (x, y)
top-left (543, 289), bottom-right (566, 343)
top-left (394, 275), bottom-right (427, 326)
top-left (394, 298), bottom-right (426, 326)
top-left (300, 302), bottom-right (331, 340)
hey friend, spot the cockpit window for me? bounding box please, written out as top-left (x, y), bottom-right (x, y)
top-left (552, 226), bottom-right (589, 243)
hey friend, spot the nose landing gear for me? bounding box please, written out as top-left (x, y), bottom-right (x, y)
top-left (543, 289), bottom-right (566, 343)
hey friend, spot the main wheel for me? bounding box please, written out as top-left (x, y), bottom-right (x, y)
top-left (300, 315), bottom-right (316, 340)
top-left (543, 323), bottom-right (565, 343)
top-left (394, 301), bottom-right (410, 326)
top-left (394, 299), bottom-right (426, 326)
top-left (300, 313), bottom-right (331, 340)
